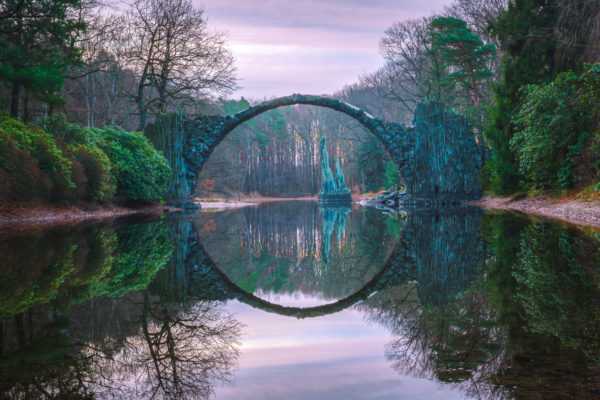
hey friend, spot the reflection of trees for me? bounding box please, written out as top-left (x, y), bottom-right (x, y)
top-left (1, 295), bottom-right (242, 400)
top-left (484, 215), bottom-right (600, 399)
top-left (361, 211), bottom-right (600, 399)
top-left (0, 316), bottom-right (94, 399)
top-left (0, 219), bottom-right (173, 319)
top-left (513, 222), bottom-right (600, 359)
top-left (197, 202), bottom-right (398, 299)
top-left (362, 281), bottom-right (504, 398)
top-left (0, 217), bottom-right (241, 399)
top-left (359, 209), bottom-right (503, 395)
top-left (87, 293), bottom-right (242, 399)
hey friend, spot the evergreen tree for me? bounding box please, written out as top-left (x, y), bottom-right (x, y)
top-left (428, 17), bottom-right (495, 111)
top-left (0, 0), bottom-right (85, 118)
top-left (485, 0), bottom-right (564, 194)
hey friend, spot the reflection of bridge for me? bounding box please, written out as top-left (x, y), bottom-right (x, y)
top-left (187, 239), bottom-right (413, 318)
top-left (152, 208), bottom-right (487, 318)
top-left (145, 95), bottom-right (487, 206)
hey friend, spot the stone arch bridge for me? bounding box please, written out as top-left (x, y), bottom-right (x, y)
top-left (145, 94), bottom-right (486, 206)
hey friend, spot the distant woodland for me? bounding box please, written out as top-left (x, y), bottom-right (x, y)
top-left (1, 0), bottom-right (600, 202)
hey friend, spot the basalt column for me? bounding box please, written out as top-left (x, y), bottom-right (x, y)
top-left (318, 136), bottom-right (352, 204)
top-left (402, 102), bottom-right (487, 203)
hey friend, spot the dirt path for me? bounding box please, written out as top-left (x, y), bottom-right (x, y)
top-left (472, 196), bottom-right (600, 228)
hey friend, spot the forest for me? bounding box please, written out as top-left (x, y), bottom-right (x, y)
top-left (1, 0), bottom-right (600, 202)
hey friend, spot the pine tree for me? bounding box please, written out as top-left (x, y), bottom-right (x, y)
top-left (0, 0), bottom-right (85, 117)
top-left (428, 17), bottom-right (495, 111)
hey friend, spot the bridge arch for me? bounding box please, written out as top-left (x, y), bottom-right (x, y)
top-left (216, 94), bottom-right (408, 156)
top-left (145, 95), bottom-right (485, 206)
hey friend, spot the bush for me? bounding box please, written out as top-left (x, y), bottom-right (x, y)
top-left (0, 117), bottom-right (73, 202)
top-left (72, 144), bottom-right (116, 202)
top-left (382, 160), bottom-right (401, 189)
top-left (511, 64), bottom-right (600, 190)
top-left (0, 115), bottom-right (170, 203)
top-left (39, 113), bottom-right (90, 145)
top-left (99, 126), bottom-right (171, 200)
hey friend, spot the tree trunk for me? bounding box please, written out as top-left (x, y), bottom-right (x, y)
top-left (137, 99), bottom-right (147, 132)
top-left (10, 82), bottom-right (20, 118)
top-left (22, 93), bottom-right (29, 123)
top-left (239, 133), bottom-right (250, 200)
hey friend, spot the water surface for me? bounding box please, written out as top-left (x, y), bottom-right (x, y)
top-left (0, 202), bottom-right (599, 399)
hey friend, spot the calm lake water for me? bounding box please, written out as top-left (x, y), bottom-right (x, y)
top-left (1, 201), bottom-right (599, 399)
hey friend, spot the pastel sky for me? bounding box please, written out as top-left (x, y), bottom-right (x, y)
top-left (198, 0), bottom-right (454, 99)
top-left (215, 298), bottom-right (463, 399)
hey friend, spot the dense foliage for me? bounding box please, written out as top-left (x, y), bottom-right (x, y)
top-left (0, 117), bottom-right (73, 202)
top-left (481, 0), bottom-right (600, 195)
top-left (0, 115), bottom-right (170, 203)
top-left (0, 0), bottom-right (85, 117)
top-left (100, 126), bottom-right (171, 200)
top-left (483, 0), bottom-right (562, 193)
top-left (511, 64), bottom-right (600, 190)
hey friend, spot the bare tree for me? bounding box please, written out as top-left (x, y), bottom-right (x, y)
top-left (554, 0), bottom-right (600, 71)
top-left (444, 0), bottom-right (507, 42)
top-left (85, 295), bottom-right (242, 400)
top-left (371, 17), bottom-right (456, 116)
top-left (64, 0), bottom-right (139, 129)
top-left (126, 0), bottom-right (237, 130)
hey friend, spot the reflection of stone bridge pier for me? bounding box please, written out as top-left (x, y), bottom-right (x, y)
top-left (153, 207), bottom-right (487, 317)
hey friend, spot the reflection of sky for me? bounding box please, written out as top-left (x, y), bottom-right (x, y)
top-left (254, 290), bottom-right (343, 307)
top-left (215, 296), bottom-right (463, 399)
top-left (199, 0), bottom-right (454, 98)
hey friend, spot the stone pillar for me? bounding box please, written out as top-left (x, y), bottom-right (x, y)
top-left (144, 113), bottom-right (195, 207)
top-left (403, 102), bottom-right (486, 204)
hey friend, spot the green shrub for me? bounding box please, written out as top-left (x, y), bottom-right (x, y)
top-left (0, 131), bottom-right (53, 201)
top-left (382, 160), bottom-right (401, 189)
top-left (39, 113), bottom-right (90, 145)
top-left (511, 64), bottom-right (600, 190)
top-left (72, 144), bottom-right (115, 202)
top-left (0, 117), bottom-right (73, 202)
top-left (99, 126), bottom-right (171, 200)
top-left (0, 115), bottom-right (169, 203)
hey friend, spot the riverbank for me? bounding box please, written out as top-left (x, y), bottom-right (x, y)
top-left (472, 195), bottom-right (600, 228)
top-left (0, 200), bottom-right (177, 231)
top-left (6, 194), bottom-right (599, 230)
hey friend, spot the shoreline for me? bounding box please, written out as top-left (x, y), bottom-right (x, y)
top-left (0, 201), bottom-right (178, 231)
top-left (472, 195), bottom-right (600, 228)
top-left (3, 194), bottom-right (600, 230)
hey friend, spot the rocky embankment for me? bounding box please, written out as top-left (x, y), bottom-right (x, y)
top-left (362, 188), bottom-right (600, 228)
top-left (360, 186), bottom-right (408, 219)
